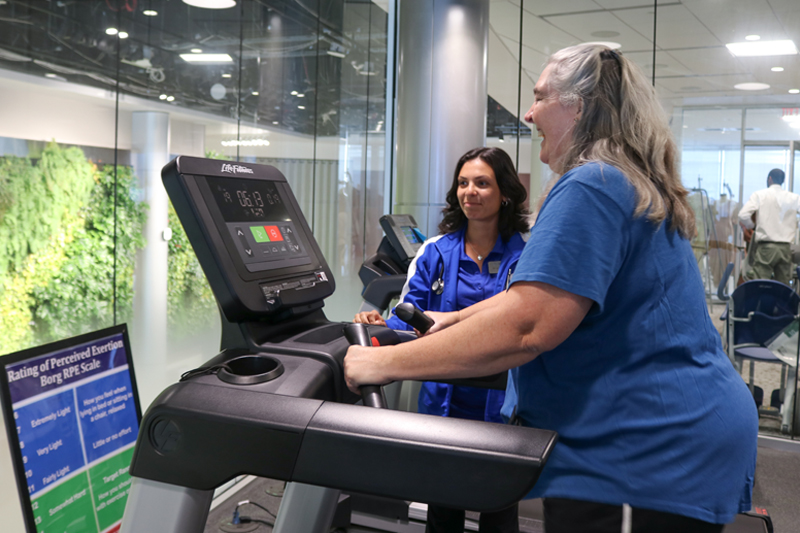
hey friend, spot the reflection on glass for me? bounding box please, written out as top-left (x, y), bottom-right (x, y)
top-left (679, 109), bottom-right (743, 301)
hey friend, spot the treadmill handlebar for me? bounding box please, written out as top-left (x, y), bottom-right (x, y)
top-left (394, 302), bottom-right (435, 334)
top-left (343, 323), bottom-right (386, 408)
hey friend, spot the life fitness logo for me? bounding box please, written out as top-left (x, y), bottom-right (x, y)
top-left (221, 163), bottom-right (254, 174)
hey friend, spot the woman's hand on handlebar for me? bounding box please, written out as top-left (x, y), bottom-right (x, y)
top-left (344, 345), bottom-right (390, 394)
top-left (353, 310), bottom-right (386, 326)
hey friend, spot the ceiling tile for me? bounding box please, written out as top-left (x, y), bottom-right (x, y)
top-left (595, 0), bottom-right (658, 8)
top-left (520, 12), bottom-right (581, 55)
top-left (523, 0), bottom-right (604, 17)
top-left (614, 4), bottom-right (719, 49)
top-left (542, 11), bottom-right (653, 51)
top-left (681, 0), bottom-right (786, 42)
top-left (668, 47), bottom-right (746, 76)
top-left (621, 50), bottom-right (694, 77)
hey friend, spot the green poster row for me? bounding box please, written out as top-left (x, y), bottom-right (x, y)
top-left (32, 446), bottom-right (134, 533)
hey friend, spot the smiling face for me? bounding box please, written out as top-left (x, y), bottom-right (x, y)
top-left (457, 158), bottom-right (503, 224)
top-left (524, 64), bottom-right (581, 173)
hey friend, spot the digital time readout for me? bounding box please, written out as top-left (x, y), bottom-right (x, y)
top-left (207, 176), bottom-right (290, 223)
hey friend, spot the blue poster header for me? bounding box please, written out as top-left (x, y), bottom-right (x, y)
top-left (6, 335), bottom-right (127, 405)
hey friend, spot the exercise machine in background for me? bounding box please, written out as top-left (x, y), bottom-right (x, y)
top-left (358, 214), bottom-right (424, 315)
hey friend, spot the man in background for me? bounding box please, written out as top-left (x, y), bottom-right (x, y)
top-left (739, 168), bottom-right (800, 285)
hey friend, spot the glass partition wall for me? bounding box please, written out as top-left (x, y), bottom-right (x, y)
top-left (0, 0), bottom-right (390, 394)
top-left (0, 2), bottom-right (390, 529)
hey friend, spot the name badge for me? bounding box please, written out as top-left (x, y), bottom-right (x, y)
top-left (488, 261), bottom-right (500, 274)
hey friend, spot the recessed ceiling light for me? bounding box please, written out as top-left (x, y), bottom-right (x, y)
top-left (790, 89), bottom-right (800, 94)
top-left (159, 94), bottom-right (167, 100)
top-left (745, 35), bottom-right (761, 41)
top-left (191, 48), bottom-right (203, 54)
top-left (272, 121), bottom-right (279, 125)
top-left (180, 53), bottom-right (233, 63)
top-left (591, 30), bottom-right (620, 38)
top-left (326, 50), bottom-right (346, 58)
top-left (252, 91), bottom-right (259, 96)
top-left (726, 40), bottom-right (798, 57)
top-left (143, 10), bottom-right (158, 16)
top-left (182, 0), bottom-right (236, 8)
top-left (45, 73), bottom-right (58, 78)
top-left (106, 27), bottom-right (118, 36)
top-left (772, 67), bottom-right (785, 72)
top-left (291, 90), bottom-right (298, 95)
top-left (298, 105), bottom-right (305, 109)
top-left (167, 96), bottom-right (175, 102)
top-left (118, 32), bottom-right (129, 39)
top-left (734, 82), bottom-right (770, 91)
top-left (297, 93), bottom-right (305, 98)
top-left (222, 73), bottom-right (232, 78)
top-left (581, 41), bottom-right (622, 50)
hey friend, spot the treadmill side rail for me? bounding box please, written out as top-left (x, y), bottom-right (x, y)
top-left (129, 381), bottom-right (325, 490)
top-left (293, 403), bottom-right (557, 512)
top-left (132, 382), bottom-right (556, 512)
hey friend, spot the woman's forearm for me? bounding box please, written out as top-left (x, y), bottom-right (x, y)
top-left (345, 282), bottom-right (593, 391)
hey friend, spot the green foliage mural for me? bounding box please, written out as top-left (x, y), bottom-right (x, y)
top-left (165, 151), bottom-right (219, 339)
top-left (30, 163), bottom-right (147, 344)
top-left (0, 142), bottom-right (220, 356)
top-left (0, 143), bottom-right (147, 354)
top-left (167, 201), bottom-right (217, 337)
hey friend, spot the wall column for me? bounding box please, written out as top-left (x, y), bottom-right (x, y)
top-left (131, 111), bottom-right (170, 407)
top-left (394, 0), bottom-right (488, 237)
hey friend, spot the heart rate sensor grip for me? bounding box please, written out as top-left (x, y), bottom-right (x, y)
top-left (394, 303), bottom-right (435, 335)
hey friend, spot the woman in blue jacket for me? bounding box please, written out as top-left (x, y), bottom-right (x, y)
top-left (354, 146), bottom-right (529, 533)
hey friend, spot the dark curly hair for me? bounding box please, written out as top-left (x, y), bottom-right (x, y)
top-left (438, 147), bottom-right (529, 241)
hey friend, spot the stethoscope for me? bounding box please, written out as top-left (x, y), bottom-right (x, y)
top-left (431, 263), bottom-right (445, 295)
top-left (430, 262), bottom-right (515, 295)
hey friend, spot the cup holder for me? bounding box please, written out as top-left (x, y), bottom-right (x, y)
top-left (218, 355), bottom-right (284, 385)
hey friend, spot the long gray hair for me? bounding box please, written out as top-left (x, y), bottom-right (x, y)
top-left (536, 44), bottom-right (694, 239)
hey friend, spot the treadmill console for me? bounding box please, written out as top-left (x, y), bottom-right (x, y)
top-left (163, 156), bottom-right (334, 321)
top-left (379, 214), bottom-right (423, 266)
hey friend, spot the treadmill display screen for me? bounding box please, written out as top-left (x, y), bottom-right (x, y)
top-left (206, 176), bottom-right (311, 273)
top-left (401, 226), bottom-right (420, 244)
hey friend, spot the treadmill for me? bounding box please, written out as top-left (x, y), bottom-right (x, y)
top-left (358, 214), bottom-right (424, 314)
top-left (119, 156), bottom-right (558, 533)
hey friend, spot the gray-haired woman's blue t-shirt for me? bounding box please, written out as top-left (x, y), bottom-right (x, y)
top-left (506, 162), bottom-right (757, 524)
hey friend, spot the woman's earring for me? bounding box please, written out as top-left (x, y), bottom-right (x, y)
top-left (502, 198), bottom-right (510, 207)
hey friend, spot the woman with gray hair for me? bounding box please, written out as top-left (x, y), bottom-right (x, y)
top-left (345, 44), bottom-right (757, 532)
